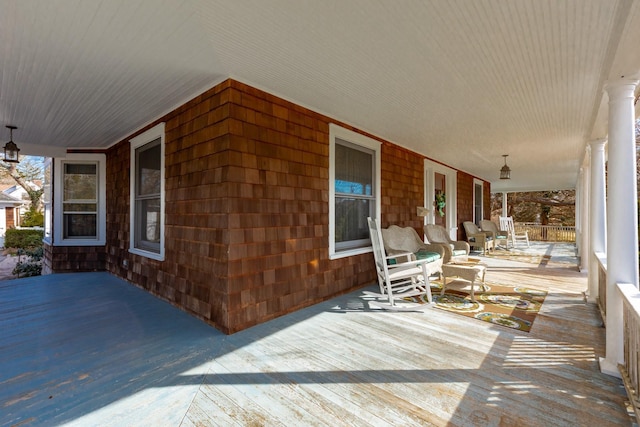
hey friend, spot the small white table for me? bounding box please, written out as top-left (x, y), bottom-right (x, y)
top-left (441, 262), bottom-right (487, 301)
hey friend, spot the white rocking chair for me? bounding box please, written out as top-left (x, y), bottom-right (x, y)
top-left (366, 217), bottom-right (433, 309)
top-left (499, 216), bottom-right (530, 247)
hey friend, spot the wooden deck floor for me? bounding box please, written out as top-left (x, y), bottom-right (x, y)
top-left (0, 244), bottom-right (635, 426)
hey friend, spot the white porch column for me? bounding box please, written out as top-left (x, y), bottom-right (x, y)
top-left (588, 140), bottom-right (606, 302)
top-left (600, 79), bottom-right (639, 378)
top-left (501, 192), bottom-right (508, 217)
top-left (579, 165), bottom-right (590, 273)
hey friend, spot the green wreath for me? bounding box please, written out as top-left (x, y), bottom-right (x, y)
top-left (435, 192), bottom-right (446, 217)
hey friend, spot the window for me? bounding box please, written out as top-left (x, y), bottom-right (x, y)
top-left (130, 123), bottom-right (165, 260)
top-left (329, 124), bottom-right (381, 259)
top-left (43, 159), bottom-right (52, 243)
top-left (474, 179), bottom-right (483, 223)
top-left (63, 163), bottom-right (98, 238)
top-left (53, 154), bottom-right (106, 246)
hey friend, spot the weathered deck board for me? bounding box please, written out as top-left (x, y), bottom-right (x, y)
top-left (0, 244), bottom-right (635, 426)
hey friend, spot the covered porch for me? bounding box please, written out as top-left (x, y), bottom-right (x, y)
top-left (2, 1), bottom-right (640, 425)
top-left (1, 245), bottom-right (633, 426)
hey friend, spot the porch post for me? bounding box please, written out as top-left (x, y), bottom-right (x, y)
top-left (501, 192), bottom-right (508, 217)
top-left (587, 140), bottom-right (605, 302)
top-left (579, 165), bottom-right (590, 273)
top-left (600, 79), bottom-right (639, 378)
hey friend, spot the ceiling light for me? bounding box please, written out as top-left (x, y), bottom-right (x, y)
top-left (500, 155), bottom-right (511, 180)
top-left (3, 125), bottom-right (19, 163)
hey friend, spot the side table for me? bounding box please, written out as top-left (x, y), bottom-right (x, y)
top-left (441, 262), bottom-right (487, 301)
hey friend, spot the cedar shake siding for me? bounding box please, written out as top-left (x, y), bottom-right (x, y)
top-left (47, 79), bottom-right (489, 334)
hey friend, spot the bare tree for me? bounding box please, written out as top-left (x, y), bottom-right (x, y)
top-left (0, 157), bottom-right (45, 224)
top-left (491, 190), bottom-right (575, 225)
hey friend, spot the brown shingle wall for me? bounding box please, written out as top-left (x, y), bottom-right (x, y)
top-left (43, 243), bottom-right (106, 272)
top-left (104, 80), bottom-right (377, 333)
top-left (105, 81), bottom-right (233, 331)
top-left (483, 181), bottom-right (491, 221)
top-left (381, 143), bottom-right (424, 232)
top-left (100, 78), bottom-right (489, 334)
top-left (456, 171), bottom-right (475, 241)
top-left (222, 81), bottom-right (374, 332)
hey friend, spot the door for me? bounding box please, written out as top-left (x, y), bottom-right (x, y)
top-left (424, 160), bottom-right (457, 239)
top-left (474, 180), bottom-right (483, 223)
top-left (434, 172), bottom-right (446, 227)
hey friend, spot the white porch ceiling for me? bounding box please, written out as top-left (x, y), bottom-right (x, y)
top-left (2, 0), bottom-right (640, 192)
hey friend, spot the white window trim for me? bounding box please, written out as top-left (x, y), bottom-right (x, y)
top-left (423, 159), bottom-right (458, 239)
top-left (53, 153), bottom-right (106, 246)
top-left (129, 122), bottom-right (165, 261)
top-left (43, 158), bottom-right (52, 244)
top-left (329, 123), bottom-right (381, 260)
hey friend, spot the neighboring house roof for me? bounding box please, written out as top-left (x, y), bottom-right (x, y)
top-left (0, 191), bottom-right (23, 207)
top-left (3, 182), bottom-right (40, 200)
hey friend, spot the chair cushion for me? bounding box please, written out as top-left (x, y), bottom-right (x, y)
top-left (414, 250), bottom-right (441, 263)
top-left (388, 250), bottom-right (441, 265)
top-left (452, 249), bottom-right (468, 257)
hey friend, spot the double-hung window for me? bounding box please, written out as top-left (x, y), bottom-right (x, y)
top-left (53, 154), bottom-right (106, 245)
top-left (329, 124), bottom-right (380, 259)
top-left (130, 123), bottom-right (165, 260)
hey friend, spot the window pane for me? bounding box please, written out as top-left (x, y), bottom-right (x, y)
top-left (335, 197), bottom-right (372, 244)
top-left (136, 198), bottom-right (160, 251)
top-left (335, 142), bottom-right (373, 196)
top-left (136, 139), bottom-right (161, 197)
top-left (63, 214), bottom-right (97, 238)
top-left (64, 163), bottom-right (97, 201)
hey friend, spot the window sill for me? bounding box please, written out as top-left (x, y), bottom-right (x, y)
top-left (129, 248), bottom-right (164, 262)
top-left (329, 246), bottom-right (372, 260)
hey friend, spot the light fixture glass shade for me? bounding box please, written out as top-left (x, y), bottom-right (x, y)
top-left (3, 141), bottom-right (19, 163)
top-left (500, 155), bottom-right (510, 179)
top-left (3, 126), bottom-right (19, 163)
top-left (500, 164), bottom-right (511, 179)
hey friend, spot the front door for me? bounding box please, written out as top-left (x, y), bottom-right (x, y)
top-left (424, 159), bottom-right (457, 239)
top-left (434, 172), bottom-right (446, 227)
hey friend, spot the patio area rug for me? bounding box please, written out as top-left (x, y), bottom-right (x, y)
top-left (410, 280), bottom-right (547, 332)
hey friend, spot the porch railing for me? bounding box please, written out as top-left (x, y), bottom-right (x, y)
top-left (598, 255), bottom-right (640, 421)
top-left (619, 282), bottom-right (640, 421)
top-left (518, 223), bottom-right (576, 242)
top-left (596, 252), bottom-right (607, 322)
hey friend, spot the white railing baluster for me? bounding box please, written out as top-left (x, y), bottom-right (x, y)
top-left (517, 223), bottom-right (576, 242)
top-left (618, 282), bottom-right (640, 420)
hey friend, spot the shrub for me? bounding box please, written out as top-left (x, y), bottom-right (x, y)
top-left (21, 210), bottom-right (44, 227)
top-left (13, 246), bottom-right (43, 277)
top-left (4, 228), bottom-right (44, 249)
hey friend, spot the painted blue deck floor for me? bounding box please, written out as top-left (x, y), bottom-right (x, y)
top-left (0, 252), bottom-right (633, 426)
top-left (0, 273), bottom-right (225, 426)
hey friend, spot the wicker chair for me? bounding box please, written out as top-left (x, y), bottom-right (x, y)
top-left (367, 218), bottom-right (434, 306)
top-left (381, 224), bottom-right (444, 277)
top-left (423, 224), bottom-right (470, 263)
top-left (463, 221), bottom-right (494, 254)
top-left (480, 219), bottom-right (510, 249)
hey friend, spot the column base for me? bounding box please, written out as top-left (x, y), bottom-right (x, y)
top-left (599, 356), bottom-right (622, 378)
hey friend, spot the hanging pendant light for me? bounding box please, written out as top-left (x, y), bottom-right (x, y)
top-left (500, 154), bottom-right (511, 179)
top-left (3, 125), bottom-right (20, 163)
